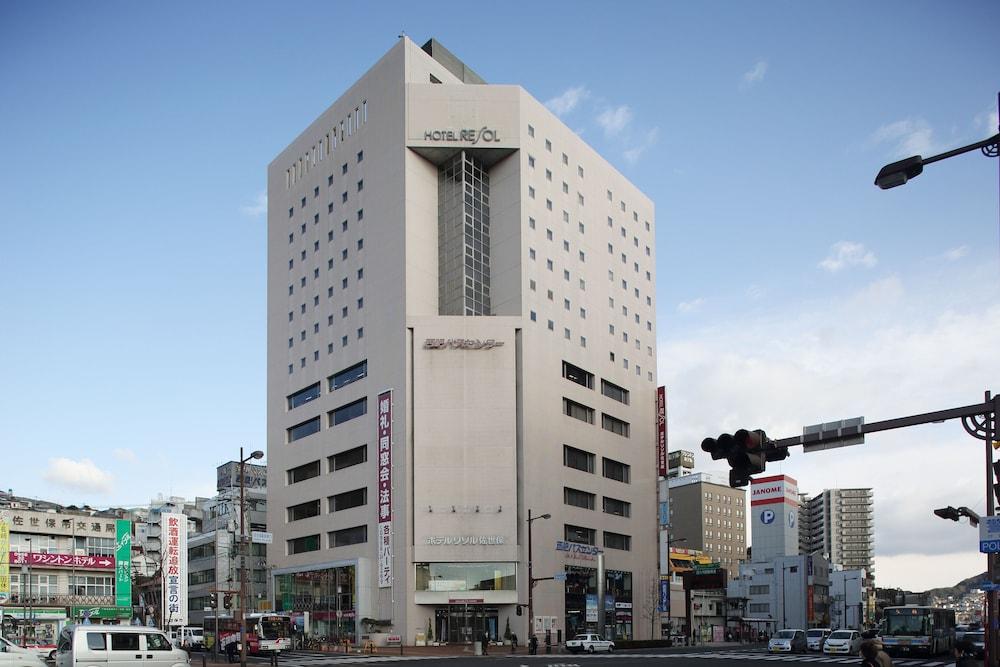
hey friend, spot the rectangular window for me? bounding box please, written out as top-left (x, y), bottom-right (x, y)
top-left (564, 487), bottom-right (595, 510)
top-left (330, 444), bottom-right (367, 471)
top-left (287, 534), bottom-right (320, 555)
top-left (563, 398), bottom-right (594, 424)
top-left (287, 417), bottom-right (321, 443)
top-left (563, 361), bottom-right (594, 389)
top-left (563, 445), bottom-right (595, 473)
top-left (330, 487), bottom-right (367, 512)
top-left (331, 525), bottom-right (367, 547)
top-left (603, 531), bottom-right (631, 551)
top-left (330, 397), bottom-right (367, 426)
top-left (601, 413), bottom-right (630, 437)
top-left (600, 379), bottom-right (630, 405)
top-left (603, 497), bottom-right (631, 517)
top-left (564, 524), bottom-right (595, 545)
top-left (330, 359), bottom-right (367, 390)
top-left (287, 499), bottom-right (321, 522)
top-left (287, 382), bottom-right (321, 409)
top-left (287, 460), bottom-right (321, 484)
top-left (602, 457), bottom-right (631, 483)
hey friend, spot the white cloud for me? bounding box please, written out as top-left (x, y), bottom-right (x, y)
top-left (658, 266), bottom-right (1000, 590)
top-left (869, 118), bottom-right (936, 159)
top-left (623, 127), bottom-right (660, 165)
top-left (43, 458), bottom-right (114, 494)
top-left (677, 297), bottom-right (705, 313)
top-left (596, 105), bottom-right (633, 137)
top-left (818, 241), bottom-right (877, 273)
top-left (974, 108), bottom-right (999, 134)
top-left (241, 192), bottom-right (267, 218)
top-left (944, 245), bottom-right (969, 262)
top-left (545, 86), bottom-right (589, 117)
top-left (113, 448), bottom-right (136, 462)
top-left (740, 59), bottom-right (768, 89)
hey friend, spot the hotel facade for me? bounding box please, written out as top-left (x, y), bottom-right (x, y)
top-left (266, 38), bottom-right (659, 645)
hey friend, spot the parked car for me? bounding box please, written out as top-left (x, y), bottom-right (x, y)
top-left (0, 638), bottom-right (53, 662)
top-left (823, 629), bottom-right (862, 655)
top-left (565, 633), bottom-right (614, 654)
top-left (0, 643), bottom-right (47, 667)
top-left (806, 628), bottom-right (832, 651)
top-left (768, 629), bottom-right (807, 653)
top-left (55, 626), bottom-right (189, 667)
top-left (167, 627), bottom-right (204, 652)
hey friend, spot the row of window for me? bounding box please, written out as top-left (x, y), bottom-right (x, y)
top-left (563, 445), bottom-right (630, 483)
top-left (287, 488), bottom-right (367, 522)
top-left (287, 397), bottom-right (367, 442)
top-left (564, 524), bottom-right (631, 551)
top-left (287, 216), bottom-right (363, 272)
top-left (562, 361), bottom-right (629, 404)
top-left (288, 330), bottom-right (365, 374)
top-left (287, 360), bottom-right (367, 409)
top-left (564, 487), bottom-right (631, 517)
top-left (288, 525), bottom-right (366, 555)
top-left (528, 314), bottom-right (654, 382)
top-left (562, 397), bottom-right (630, 437)
top-left (525, 124), bottom-right (651, 236)
top-left (286, 445), bottom-right (368, 484)
top-left (285, 101), bottom-right (366, 189)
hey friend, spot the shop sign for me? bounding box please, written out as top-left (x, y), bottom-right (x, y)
top-left (448, 598), bottom-right (484, 604)
top-left (161, 512), bottom-right (188, 626)
top-left (71, 606), bottom-right (131, 619)
top-left (422, 127), bottom-right (500, 144)
top-left (555, 540), bottom-right (601, 560)
top-left (115, 519), bottom-right (131, 608)
top-left (0, 518), bottom-right (9, 603)
top-left (423, 338), bottom-right (504, 350)
top-left (424, 535), bottom-right (505, 546)
top-left (377, 390), bottom-right (393, 588)
top-left (656, 387), bottom-right (667, 476)
top-left (9, 552), bottom-right (114, 570)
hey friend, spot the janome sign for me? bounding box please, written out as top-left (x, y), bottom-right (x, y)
top-left (749, 475), bottom-right (799, 507)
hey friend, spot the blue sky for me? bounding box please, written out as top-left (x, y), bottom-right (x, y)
top-left (1, 1), bottom-right (998, 591)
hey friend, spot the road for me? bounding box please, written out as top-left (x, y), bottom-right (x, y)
top-left (223, 647), bottom-right (960, 667)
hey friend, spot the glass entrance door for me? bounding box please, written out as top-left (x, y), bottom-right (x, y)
top-left (441, 605), bottom-right (499, 644)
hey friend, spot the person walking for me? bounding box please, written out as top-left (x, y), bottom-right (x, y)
top-left (511, 634), bottom-right (518, 653)
top-left (480, 631), bottom-right (488, 655)
top-left (225, 638), bottom-right (237, 664)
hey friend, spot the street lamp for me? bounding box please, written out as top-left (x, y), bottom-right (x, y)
top-left (874, 132), bottom-right (998, 189)
top-left (933, 506), bottom-right (981, 526)
top-left (527, 509), bottom-right (551, 648)
top-left (238, 447), bottom-right (264, 667)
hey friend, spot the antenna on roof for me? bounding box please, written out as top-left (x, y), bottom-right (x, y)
top-left (398, 30), bottom-right (407, 39)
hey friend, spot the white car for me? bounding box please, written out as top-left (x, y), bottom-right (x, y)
top-left (0, 638), bottom-right (52, 662)
top-left (565, 633), bottom-right (615, 654)
top-left (0, 642), bottom-right (47, 667)
top-left (823, 629), bottom-right (862, 655)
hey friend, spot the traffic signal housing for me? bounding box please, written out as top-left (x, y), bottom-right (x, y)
top-left (210, 592), bottom-right (218, 608)
top-left (702, 428), bottom-right (789, 488)
top-left (223, 594), bottom-right (232, 610)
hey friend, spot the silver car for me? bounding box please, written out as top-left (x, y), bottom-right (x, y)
top-left (806, 628), bottom-right (832, 651)
top-left (769, 629), bottom-right (807, 653)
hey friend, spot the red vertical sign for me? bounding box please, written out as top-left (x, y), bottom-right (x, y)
top-left (656, 386), bottom-right (667, 477)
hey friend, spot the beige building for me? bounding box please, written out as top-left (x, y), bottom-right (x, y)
top-left (667, 473), bottom-right (747, 579)
top-left (266, 37), bottom-right (658, 645)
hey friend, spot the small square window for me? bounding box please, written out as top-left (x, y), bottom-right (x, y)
top-left (578, 222), bottom-right (585, 233)
top-left (529, 248), bottom-right (536, 260)
top-left (529, 186), bottom-right (536, 199)
top-left (578, 166), bottom-right (584, 178)
top-left (563, 269), bottom-right (570, 281)
top-left (328, 343), bottom-right (334, 354)
top-left (547, 320), bottom-right (554, 330)
top-left (288, 311), bottom-right (293, 322)
top-left (314, 241), bottom-right (319, 251)
top-left (547, 290), bottom-right (554, 301)
top-left (289, 207), bottom-right (294, 218)
top-left (579, 279), bottom-right (585, 290)
top-left (342, 191), bottom-right (348, 203)
top-left (288, 233), bottom-right (294, 244)
top-left (342, 335), bottom-right (348, 347)
top-left (357, 238), bottom-right (364, 250)
top-left (301, 197), bottom-right (306, 208)
top-left (327, 314), bottom-right (333, 325)
top-left (342, 248), bottom-right (348, 260)
top-left (564, 328), bottom-right (571, 339)
top-left (327, 258), bottom-right (333, 269)
top-left (545, 139), bottom-right (552, 152)
top-left (328, 203), bottom-right (333, 214)
top-left (342, 277), bottom-right (348, 289)
top-left (313, 296), bottom-right (319, 306)
top-left (545, 169), bottom-right (552, 181)
top-left (357, 180), bottom-right (364, 191)
top-left (300, 357), bottom-right (306, 368)
top-left (357, 150), bottom-right (364, 163)
top-left (563, 211), bottom-right (570, 222)
top-left (529, 217), bottom-right (536, 229)
top-left (288, 364), bottom-right (293, 374)
top-left (313, 351), bottom-right (319, 362)
top-left (357, 327), bottom-right (364, 339)
top-left (342, 163), bottom-right (348, 175)
top-left (580, 336), bottom-right (587, 347)
top-left (579, 251), bottom-right (586, 262)
top-left (357, 297), bottom-right (364, 309)
top-left (301, 223), bottom-right (306, 234)
top-left (342, 306), bottom-right (348, 318)
top-left (564, 299), bottom-right (570, 311)
top-left (528, 125), bottom-right (535, 137)
top-left (546, 259), bottom-right (553, 271)
top-left (530, 310), bottom-right (537, 321)
top-left (562, 153), bottom-right (568, 165)
top-left (610, 352), bottom-right (615, 362)
top-left (313, 186), bottom-right (319, 198)
top-left (342, 220), bottom-right (348, 232)
top-left (357, 268), bottom-right (364, 280)
top-left (563, 240), bottom-right (570, 252)
top-left (529, 279), bottom-right (536, 291)
top-left (287, 337), bottom-right (293, 348)
top-left (313, 268), bottom-right (319, 279)
top-left (580, 308), bottom-right (586, 319)
top-left (546, 199), bottom-right (553, 211)
top-left (328, 230), bottom-right (333, 242)
top-left (562, 182), bottom-right (568, 194)
top-left (528, 155), bottom-right (535, 168)
top-left (288, 285), bottom-right (294, 295)
top-left (546, 229), bottom-right (553, 241)
top-left (328, 175), bottom-right (334, 186)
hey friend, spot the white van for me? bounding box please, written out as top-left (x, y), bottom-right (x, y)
top-left (55, 627), bottom-right (189, 667)
top-left (0, 642), bottom-right (46, 667)
top-left (167, 628), bottom-right (204, 651)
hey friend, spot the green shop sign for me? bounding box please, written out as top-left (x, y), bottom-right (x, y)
top-left (115, 519), bottom-right (132, 608)
top-left (71, 606), bottom-right (132, 620)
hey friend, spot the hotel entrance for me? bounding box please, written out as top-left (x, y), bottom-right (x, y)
top-left (434, 604), bottom-right (499, 644)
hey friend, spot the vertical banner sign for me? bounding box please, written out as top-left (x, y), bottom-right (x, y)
top-left (377, 390), bottom-right (393, 588)
top-left (656, 386), bottom-right (667, 477)
top-left (658, 578), bottom-right (670, 613)
top-left (115, 519), bottom-right (132, 608)
top-left (0, 518), bottom-right (9, 604)
top-left (161, 513), bottom-right (188, 626)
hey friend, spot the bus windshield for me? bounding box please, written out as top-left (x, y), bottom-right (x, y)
top-left (260, 618), bottom-right (289, 640)
top-left (886, 611), bottom-right (928, 636)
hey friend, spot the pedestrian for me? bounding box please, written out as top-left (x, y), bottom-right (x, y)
top-left (860, 639), bottom-right (892, 667)
top-left (511, 634), bottom-right (518, 652)
top-left (529, 634), bottom-right (538, 655)
top-left (225, 639), bottom-right (237, 664)
top-left (954, 639), bottom-right (979, 667)
top-left (480, 631), bottom-right (488, 655)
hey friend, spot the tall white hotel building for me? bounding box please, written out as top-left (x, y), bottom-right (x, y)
top-left (266, 37), bottom-right (658, 644)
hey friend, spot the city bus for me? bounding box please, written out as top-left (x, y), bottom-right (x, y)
top-left (881, 606), bottom-right (956, 656)
top-left (202, 613), bottom-right (293, 654)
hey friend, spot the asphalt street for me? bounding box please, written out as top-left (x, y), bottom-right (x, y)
top-left (224, 647), bottom-right (962, 667)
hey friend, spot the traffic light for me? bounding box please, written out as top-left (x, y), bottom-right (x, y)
top-left (993, 460), bottom-right (1000, 506)
top-left (516, 606), bottom-right (523, 616)
top-left (210, 592), bottom-right (218, 608)
top-left (223, 594), bottom-right (232, 610)
top-left (703, 428), bottom-right (788, 488)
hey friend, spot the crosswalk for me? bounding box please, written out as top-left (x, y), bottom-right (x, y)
top-left (617, 650), bottom-right (953, 666)
top-left (248, 651), bottom-right (455, 666)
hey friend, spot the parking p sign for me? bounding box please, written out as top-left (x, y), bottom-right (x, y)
top-left (979, 516), bottom-right (1000, 553)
